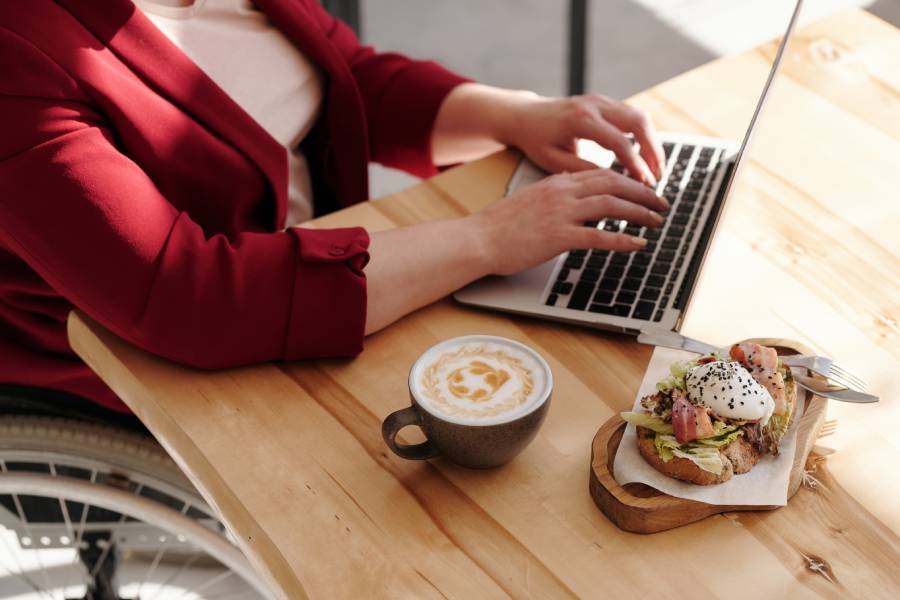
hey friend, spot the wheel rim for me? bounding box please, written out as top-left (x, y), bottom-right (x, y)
top-left (0, 472), bottom-right (268, 599)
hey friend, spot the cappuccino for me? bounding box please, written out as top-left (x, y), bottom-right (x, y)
top-left (411, 336), bottom-right (550, 425)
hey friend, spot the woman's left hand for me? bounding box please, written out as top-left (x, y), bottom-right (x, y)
top-left (497, 93), bottom-right (665, 186)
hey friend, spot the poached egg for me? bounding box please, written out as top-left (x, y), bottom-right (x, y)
top-left (685, 360), bottom-right (775, 426)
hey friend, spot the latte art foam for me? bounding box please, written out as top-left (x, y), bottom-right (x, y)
top-left (413, 338), bottom-right (549, 424)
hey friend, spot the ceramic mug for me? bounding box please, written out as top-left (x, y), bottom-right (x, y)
top-left (382, 335), bottom-right (553, 469)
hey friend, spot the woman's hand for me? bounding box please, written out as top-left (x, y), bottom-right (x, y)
top-left (365, 168), bottom-right (667, 334)
top-left (469, 169), bottom-right (668, 276)
top-left (496, 93), bottom-right (666, 186)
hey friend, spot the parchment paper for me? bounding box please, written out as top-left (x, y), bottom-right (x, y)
top-left (612, 347), bottom-right (801, 506)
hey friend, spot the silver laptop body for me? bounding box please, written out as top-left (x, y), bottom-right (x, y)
top-left (454, 0), bottom-right (803, 335)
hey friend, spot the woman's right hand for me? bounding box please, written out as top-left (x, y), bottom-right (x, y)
top-left (469, 169), bottom-right (669, 276)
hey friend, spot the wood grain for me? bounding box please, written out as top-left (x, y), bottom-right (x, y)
top-left (68, 10), bottom-right (900, 600)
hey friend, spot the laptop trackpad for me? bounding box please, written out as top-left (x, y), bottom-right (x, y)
top-left (454, 259), bottom-right (556, 311)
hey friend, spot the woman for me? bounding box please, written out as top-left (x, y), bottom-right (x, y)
top-left (0, 0), bottom-right (668, 413)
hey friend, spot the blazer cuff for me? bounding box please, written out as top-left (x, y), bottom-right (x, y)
top-left (284, 227), bottom-right (370, 359)
top-left (375, 60), bottom-right (471, 178)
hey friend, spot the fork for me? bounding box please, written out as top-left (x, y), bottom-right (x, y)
top-left (637, 329), bottom-right (870, 393)
top-left (779, 355), bottom-right (869, 392)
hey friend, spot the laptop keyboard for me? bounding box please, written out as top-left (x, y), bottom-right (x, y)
top-left (544, 142), bottom-right (726, 322)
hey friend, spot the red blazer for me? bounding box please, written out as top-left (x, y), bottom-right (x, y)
top-left (0, 0), bottom-right (468, 411)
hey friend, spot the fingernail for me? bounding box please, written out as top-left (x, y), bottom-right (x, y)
top-left (651, 211), bottom-right (665, 225)
top-left (658, 196), bottom-right (670, 210)
top-left (631, 236), bottom-right (648, 248)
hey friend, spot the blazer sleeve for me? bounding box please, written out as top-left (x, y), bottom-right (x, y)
top-left (0, 25), bottom-right (369, 369)
top-left (305, 0), bottom-right (471, 178)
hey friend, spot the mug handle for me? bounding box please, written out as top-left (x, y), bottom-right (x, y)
top-left (382, 406), bottom-right (439, 460)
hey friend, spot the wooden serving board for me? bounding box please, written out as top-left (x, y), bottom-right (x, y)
top-left (589, 339), bottom-right (828, 534)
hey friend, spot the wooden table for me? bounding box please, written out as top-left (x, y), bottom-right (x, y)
top-left (69, 10), bottom-right (900, 599)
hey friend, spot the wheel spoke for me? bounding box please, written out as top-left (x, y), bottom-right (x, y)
top-left (175, 568), bottom-right (236, 599)
top-left (10, 491), bottom-right (58, 599)
top-left (135, 532), bottom-right (173, 599)
top-left (147, 551), bottom-right (203, 600)
top-left (0, 521), bottom-right (52, 598)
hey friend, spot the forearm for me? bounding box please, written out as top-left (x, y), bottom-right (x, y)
top-left (364, 216), bottom-right (491, 334)
top-left (431, 82), bottom-right (539, 165)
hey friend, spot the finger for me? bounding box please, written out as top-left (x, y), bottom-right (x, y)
top-left (604, 106), bottom-right (666, 180)
top-left (575, 169), bottom-right (669, 212)
top-left (539, 146), bottom-right (599, 173)
top-left (573, 117), bottom-right (656, 186)
top-left (572, 227), bottom-right (648, 253)
top-left (571, 194), bottom-right (665, 228)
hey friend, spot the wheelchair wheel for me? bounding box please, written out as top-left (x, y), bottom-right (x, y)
top-left (0, 415), bottom-right (269, 599)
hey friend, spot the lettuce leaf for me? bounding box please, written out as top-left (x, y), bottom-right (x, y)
top-left (693, 426), bottom-right (743, 448)
top-left (621, 412), bottom-right (674, 434)
top-left (654, 434), bottom-right (725, 475)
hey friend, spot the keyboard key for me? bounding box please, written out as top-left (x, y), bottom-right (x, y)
top-left (632, 252), bottom-right (652, 266)
top-left (556, 267), bottom-right (570, 281)
top-left (584, 220), bottom-right (600, 228)
top-left (658, 249), bottom-right (676, 262)
top-left (644, 241), bottom-right (657, 253)
top-left (675, 202), bottom-right (693, 216)
top-left (644, 229), bottom-right (662, 241)
top-left (682, 191), bottom-right (699, 202)
top-left (663, 142), bottom-right (674, 158)
top-left (662, 237), bottom-right (680, 250)
top-left (564, 254), bottom-right (584, 269)
top-left (571, 248), bottom-right (588, 258)
top-left (651, 262), bottom-right (671, 275)
top-left (580, 268), bottom-right (601, 283)
top-left (665, 283), bottom-right (674, 294)
top-left (591, 249), bottom-right (610, 259)
top-left (586, 254), bottom-right (607, 269)
top-left (603, 220), bottom-right (622, 232)
top-left (614, 304), bottom-right (632, 316)
top-left (660, 294), bottom-right (670, 306)
top-left (675, 256), bottom-right (685, 269)
top-left (641, 287), bottom-right (661, 301)
top-left (673, 214), bottom-right (690, 225)
top-left (553, 281), bottom-right (574, 295)
top-left (567, 281), bottom-right (596, 310)
top-left (597, 277), bottom-right (619, 291)
top-left (667, 225), bottom-right (686, 238)
top-left (647, 274), bottom-right (665, 288)
top-left (589, 303), bottom-right (615, 314)
top-left (546, 294), bottom-right (558, 306)
top-left (610, 253), bottom-right (630, 266)
top-left (626, 265), bottom-right (647, 279)
top-left (616, 290), bottom-right (636, 304)
top-left (621, 277), bottom-right (641, 291)
top-left (633, 301), bottom-right (656, 320)
top-left (593, 290), bottom-right (614, 304)
top-left (653, 309), bottom-right (665, 322)
top-left (624, 225), bottom-right (641, 236)
top-left (605, 265), bottom-right (625, 279)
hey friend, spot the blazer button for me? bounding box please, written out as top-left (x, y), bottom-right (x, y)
top-left (328, 244), bottom-right (346, 256)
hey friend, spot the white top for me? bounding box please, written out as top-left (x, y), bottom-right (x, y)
top-left (135, 0), bottom-right (324, 227)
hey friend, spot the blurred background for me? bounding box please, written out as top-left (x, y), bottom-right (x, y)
top-left (328, 0), bottom-right (900, 197)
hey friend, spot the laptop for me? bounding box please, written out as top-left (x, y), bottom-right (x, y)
top-left (454, 0), bottom-right (803, 334)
